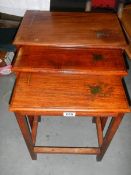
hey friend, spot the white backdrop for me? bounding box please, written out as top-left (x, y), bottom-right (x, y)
top-left (0, 0), bottom-right (50, 16)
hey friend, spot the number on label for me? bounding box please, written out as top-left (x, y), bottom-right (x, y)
top-left (63, 112), bottom-right (76, 117)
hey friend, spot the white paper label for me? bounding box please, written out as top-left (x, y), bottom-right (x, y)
top-left (63, 112), bottom-right (76, 117)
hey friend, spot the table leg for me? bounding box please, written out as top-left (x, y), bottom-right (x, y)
top-left (96, 114), bottom-right (123, 161)
top-left (100, 117), bottom-right (108, 131)
top-left (93, 117), bottom-right (108, 131)
top-left (92, 117), bottom-right (96, 123)
top-left (38, 116), bottom-right (41, 122)
top-left (27, 115), bottom-right (34, 129)
top-left (15, 113), bottom-right (37, 160)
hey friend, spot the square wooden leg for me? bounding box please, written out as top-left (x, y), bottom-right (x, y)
top-left (15, 113), bottom-right (37, 160)
top-left (96, 114), bottom-right (123, 161)
top-left (27, 115), bottom-right (34, 129)
top-left (38, 116), bottom-right (41, 122)
top-left (93, 117), bottom-right (108, 130)
top-left (100, 117), bottom-right (108, 131)
top-left (27, 116), bottom-right (41, 130)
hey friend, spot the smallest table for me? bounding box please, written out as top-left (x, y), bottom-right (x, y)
top-left (9, 72), bottom-right (130, 160)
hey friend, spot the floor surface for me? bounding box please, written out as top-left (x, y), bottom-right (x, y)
top-left (0, 58), bottom-right (131, 175)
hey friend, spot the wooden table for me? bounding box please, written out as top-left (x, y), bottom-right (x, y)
top-left (13, 11), bottom-right (126, 48)
top-left (10, 11), bottom-right (130, 161)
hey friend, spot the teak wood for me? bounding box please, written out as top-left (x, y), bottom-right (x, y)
top-left (9, 73), bottom-right (130, 116)
top-left (12, 46), bottom-right (127, 76)
top-left (10, 11), bottom-right (130, 161)
top-left (13, 11), bottom-right (127, 49)
top-left (9, 72), bottom-right (130, 160)
top-left (15, 113), bottom-right (124, 161)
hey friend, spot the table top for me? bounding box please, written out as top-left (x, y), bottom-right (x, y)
top-left (13, 11), bottom-right (127, 49)
top-left (9, 72), bottom-right (130, 116)
top-left (12, 46), bottom-right (127, 75)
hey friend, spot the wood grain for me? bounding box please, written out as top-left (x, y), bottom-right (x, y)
top-left (13, 11), bottom-right (127, 49)
top-left (12, 46), bottom-right (127, 75)
top-left (34, 146), bottom-right (100, 154)
top-left (9, 73), bottom-right (130, 115)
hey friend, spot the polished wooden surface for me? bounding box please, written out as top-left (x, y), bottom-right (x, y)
top-left (12, 46), bottom-right (127, 75)
top-left (10, 72), bottom-right (130, 115)
top-left (13, 11), bottom-right (126, 49)
top-left (10, 11), bottom-right (130, 161)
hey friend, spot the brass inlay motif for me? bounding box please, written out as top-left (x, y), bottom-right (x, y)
top-left (89, 85), bottom-right (102, 95)
top-left (87, 83), bottom-right (113, 98)
top-left (96, 30), bottom-right (110, 39)
top-left (93, 54), bottom-right (103, 61)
